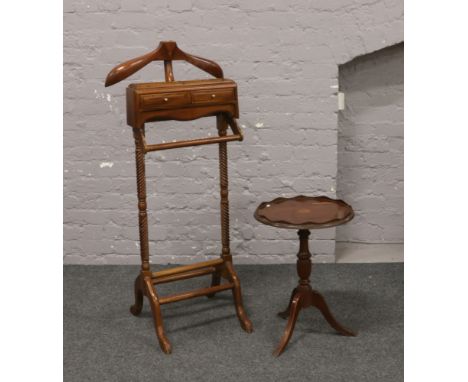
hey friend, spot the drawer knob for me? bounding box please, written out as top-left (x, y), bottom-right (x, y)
top-left (211, 94), bottom-right (216, 98)
top-left (164, 97), bottom-right (169, 102)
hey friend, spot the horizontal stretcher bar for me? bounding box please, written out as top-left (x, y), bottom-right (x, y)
top-left (159, 283), bottom-right (234, 305)
top-left (152, 267), bottom-right (216, 285)
top-left (151, 258), bottom-right (224, 279)
top-left (144, 133), bottom-right (242, 153)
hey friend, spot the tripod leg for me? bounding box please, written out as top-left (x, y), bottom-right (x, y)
top-left (310, 289), bottom-right (356, 337)
top-left (273, 294), bottom-right (302, 356)
top-left (143, 277), bottom-right (172, 354)
top-left (278, 288), bottom-right (298, 319)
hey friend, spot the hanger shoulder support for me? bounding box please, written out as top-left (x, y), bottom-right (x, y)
top-left (105, 51), bottom-right (155, 87)
top-left (105, 41), bottom-right (223, 87)
top-left (184, 54), bottom-right (223, 79)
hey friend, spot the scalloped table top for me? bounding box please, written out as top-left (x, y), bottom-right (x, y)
top-left (254, 195), bottom-right (354, 229)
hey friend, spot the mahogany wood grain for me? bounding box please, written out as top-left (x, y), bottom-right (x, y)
top-left (152, 267), bottom-right (217, 285)
top-left (225, 260), bottom-right (253, 333)
top-left (105, 42), bottom-right (252, 354)
top-left (105, 41), bottom-right (223, 87)
top-left (159, 283), bottom-right (234, 305)
top-left (126, 79), bottom-right (239, 128)
top-left (151, 258), bottom-right (224, 278)
top-left (130, 274), bottom-right (143, 316)
top-left (144, 133), bottom-right (241, 152)
top-left (143, 275), bottom-right (172, 354)
top-left (255, 195), bottom-right (354, 230)
top-left (164, 60), bottom-right (174, 82)
top-left (254, 197), bottom-right (356, 356)
top-left (272, 229), bottom-right (356, 356)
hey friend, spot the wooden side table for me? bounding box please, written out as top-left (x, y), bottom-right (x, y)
top-left (105, 41), bottom-right (252, 354)
top-left (254, 195), bottom-right (356, 356)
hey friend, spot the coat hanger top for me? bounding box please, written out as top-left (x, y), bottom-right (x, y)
top-left (104, 41), bottom-right (224, 87)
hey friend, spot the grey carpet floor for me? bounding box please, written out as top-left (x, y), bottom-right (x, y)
top-left (64, 264), bottom-right (403, 382)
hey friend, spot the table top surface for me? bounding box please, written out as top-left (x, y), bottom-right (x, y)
top-left (254, 195), bottom-right (354, 229)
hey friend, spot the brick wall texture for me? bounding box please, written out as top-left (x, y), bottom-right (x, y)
top-left (337, 43), bottom-right (404, 243)
top-left (64, 0), bottom-right (404, 264)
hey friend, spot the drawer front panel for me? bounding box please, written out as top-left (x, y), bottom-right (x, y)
top-left (140, 92), bottom-right (191, 111)
top-left (191, 88), bottom-right (235, 105)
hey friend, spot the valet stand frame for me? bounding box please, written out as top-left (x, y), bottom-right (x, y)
top-left (105, 41), bottom-right (253, 354)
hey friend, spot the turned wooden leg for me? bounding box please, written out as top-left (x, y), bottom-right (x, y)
top-left (133, 128), bottom-right (174, 353)
top-left (310, 289), bottom-right (356, 337)
top-left (133, 128), bottom-right (151, 273)
top-left (216, 114), bottom-right (253, 333)
top-left (273, 294), bottom-right (302, 356)
top-left (143, 277), bottom-right (172, 354)
top-left (278, 287), bottom-right (297, 319)
top-left (130, 274), bottom-right (144, 316)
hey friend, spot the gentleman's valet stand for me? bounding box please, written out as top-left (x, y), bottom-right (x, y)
top-left (105, 41), bottom-right (253, 354)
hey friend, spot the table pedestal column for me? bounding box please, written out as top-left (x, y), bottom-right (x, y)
top-left (273, 229), bottom-right (356, 356)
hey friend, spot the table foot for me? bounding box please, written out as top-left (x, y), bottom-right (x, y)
top-left (274, 286), bottom-right (356, 356)
top-left (310, 289), bottom-right (356, 337)
top-left (273, 294), bottom-right (302, 356)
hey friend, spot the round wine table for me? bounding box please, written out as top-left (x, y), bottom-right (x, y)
top-left (254, 195), bottom-right (357, 356)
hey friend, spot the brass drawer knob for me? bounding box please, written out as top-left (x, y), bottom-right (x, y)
top-left (211, 94), bottom-right (216, 98)
top-left (164, 97), bottom-right (169, 102)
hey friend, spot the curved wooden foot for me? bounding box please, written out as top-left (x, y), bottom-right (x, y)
top-left (311, 290), bottom-right (356, 337)
top-left (130, 274), bottom-right (144, 316)
top-left (278, 287), bottom-right (297, 319)
top-left (226, 262), bottom-right (253, 333)
top-left (143, 277), bottom-right (172, 354)
top-left (273, 294), bottom-right (302, 357)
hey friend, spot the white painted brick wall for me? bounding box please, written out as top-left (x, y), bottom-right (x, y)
top-left (64, 0), bottom-right (403, 264)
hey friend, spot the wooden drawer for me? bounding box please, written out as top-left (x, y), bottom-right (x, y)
top-left (191, 88), bottom-right (235, 105)
top-left (127, 79), bottom-right (239, 126)
top-left (140, 92), bottom-right (191, 111)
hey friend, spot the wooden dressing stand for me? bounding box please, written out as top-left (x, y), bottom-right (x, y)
top-left (105, 41), bottom-right (253, 354)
